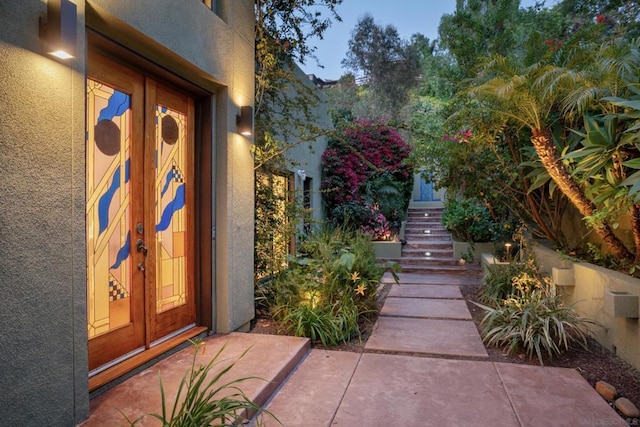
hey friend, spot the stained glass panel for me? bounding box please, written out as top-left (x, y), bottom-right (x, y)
top-left (155, 105), bottom-right (188, 314)
top-left (86, 79), bottom-right (132, 338)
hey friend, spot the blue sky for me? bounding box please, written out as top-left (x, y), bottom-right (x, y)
top-left (302, 0), bottom-right (560, 79)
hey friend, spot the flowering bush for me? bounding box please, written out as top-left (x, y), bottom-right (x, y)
top-left (322, 120), bottom-right (413, 239)
top-left (264, 227), bottom-right (400, 346)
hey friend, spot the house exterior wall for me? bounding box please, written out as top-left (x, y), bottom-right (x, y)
top-left (286, 67), bottom-right (333, 225)
top-left (0, 1), bottom-right (254, 425)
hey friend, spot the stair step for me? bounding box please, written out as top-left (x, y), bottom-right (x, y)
top-left (395, 255), bottom-right (458, 266)
top-left (394, 264), bottom-right (482, 275)
top-left (404, 241), bottom-right (453, 250)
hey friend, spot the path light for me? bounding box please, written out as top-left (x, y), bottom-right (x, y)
top-left (424, 252), bottom-right (432, 257)
top-left (424, 213), bottom-right (429, 217)
top-left (40, 0), bottom-right (77, 59)
top-left (505, 243), bottom-right (512, 262)
top-left (424, 229), bottom-right (431, 234)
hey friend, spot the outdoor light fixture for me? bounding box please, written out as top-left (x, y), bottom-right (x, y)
top-left (40, 0), bottom-right (77, 59)
top-left (236, 106), bottom-right (253, 136)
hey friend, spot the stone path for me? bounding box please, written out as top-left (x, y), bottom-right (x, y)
top-left (256, 205), bottom-right (625, 426)
top-left (256, 269), bottom-right (624, 426)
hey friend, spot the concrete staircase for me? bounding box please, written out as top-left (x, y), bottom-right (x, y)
top-left (394, 204), bottom-right (482, 276)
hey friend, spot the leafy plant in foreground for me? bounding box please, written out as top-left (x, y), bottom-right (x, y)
top-left (121, 340), bottom-right (276, 426)
top-left (476, 273), bottom-right (595, 365)
top-left (480, 258), bottom-right (538, 305)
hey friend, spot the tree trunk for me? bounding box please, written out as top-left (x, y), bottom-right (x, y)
top-left (632, 204), bottom-right (640, 265)
top-left (531, 129), bottom-right (634, 261)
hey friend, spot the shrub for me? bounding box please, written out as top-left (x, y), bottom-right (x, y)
top-left (441, 198), bottom-right (510, 243)
top-left (321, 120), bottom-right (414, 240)
top-left (475, 272), bottom-right (594, 365)
top-left (480, 258), bottom-right (539, 305)
top-left (329, 202), bottom-right (391, 241)
top-left (266, 226), bottom-right (396, 346)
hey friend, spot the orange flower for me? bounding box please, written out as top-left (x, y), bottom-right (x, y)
top-left (355, 283), bottom-right (367, 296)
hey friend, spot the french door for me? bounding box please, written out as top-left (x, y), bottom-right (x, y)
top-left (86, 54), bottom-right (196, 372)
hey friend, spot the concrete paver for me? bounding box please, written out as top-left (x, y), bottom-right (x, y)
top-left (495, 363), bottom-right (627, 427)
top-left (387, 284), bottom-right (462, 299)
top-left (332, 354), bottom-right (519, 427)
top-left (380, 297), bottom-right (472, 319)
top-left (83, 333), bottom-right (309, 426)
top-left (365, 316), bottom-right (489, 359)
top-left (257, 350), bottom-right (361, 427)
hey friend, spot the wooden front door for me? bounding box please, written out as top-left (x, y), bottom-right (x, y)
top-left (86, 54), bottom-right (196, 372)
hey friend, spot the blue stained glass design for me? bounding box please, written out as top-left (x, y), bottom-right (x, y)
top-left (98, 90), bottom-right (130, 122)
top-left (156, 184), bottom-right (185, 232)
top-left (97, 158), bottom-right (131, 236)
top-left (98, 166), bottom-right (121, 235)
top-left (110, 231), bottom-right (131, 270)
top-left (161, 168), bottom-right (173, 197)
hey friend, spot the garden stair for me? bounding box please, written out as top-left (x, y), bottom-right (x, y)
top-left (390, 205), bottom-right (482, 276)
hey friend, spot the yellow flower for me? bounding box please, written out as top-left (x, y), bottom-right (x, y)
top-left (351, 271), bottom-right (360, 282)
top-left (355, 283), bottom-right (367, 296)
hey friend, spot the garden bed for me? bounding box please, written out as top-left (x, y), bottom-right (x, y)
top-left (251, 282), bottom-right (640, 420)
top-left (461, 285), bottom-right (640, 421)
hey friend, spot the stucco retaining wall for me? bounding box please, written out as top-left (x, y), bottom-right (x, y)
top-left (535, 245), bottom-right (640, 372)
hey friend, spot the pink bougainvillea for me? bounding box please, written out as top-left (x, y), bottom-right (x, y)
top-left (321, 119), bottom-right (414, 237)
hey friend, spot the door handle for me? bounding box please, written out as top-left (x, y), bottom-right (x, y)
top-left (136, 238), bottom-right (148, 256)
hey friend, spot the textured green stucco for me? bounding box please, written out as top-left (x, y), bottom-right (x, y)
top-left (0, 0), bottom-right (255, 424)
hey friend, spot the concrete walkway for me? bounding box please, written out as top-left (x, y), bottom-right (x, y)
top-left (254, 271), bottom-right (624, 427)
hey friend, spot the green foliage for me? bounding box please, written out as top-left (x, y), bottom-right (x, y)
top-left (265, 226), bottom-right (393, 346)
top-left (480, 258), bottom-right (539, 305)
top-left (476, 272), bottom-right (594, 365)
top-left (122, 340), bottom-right (273, 426)
top-left (342, 14), bottom-right (421, 119)
top-left (254, 1), bottom-right (343, 283)
top-left (438, 0), bottom-right (523, 78)
top-left (441, 198), bottom-right (513, 243)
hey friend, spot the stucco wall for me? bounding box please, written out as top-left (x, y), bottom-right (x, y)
top-left (285, 67), bottom-right (333, 224)
top-left (0, 0), bottom-right (255, 424)
top-left (535, 245), bottom-right (640, 372)
top-left (0, 1), bottom-right (88, 425)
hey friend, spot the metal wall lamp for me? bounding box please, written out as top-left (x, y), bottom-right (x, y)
top-left (236, 106), bottom-right (253, 136)
top-left (40, 0), bottom-right (77, 60)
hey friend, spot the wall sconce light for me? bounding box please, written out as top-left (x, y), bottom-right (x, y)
top-left (236, 106), bottom-right (253, 136)
top-left (39, 0), bottom-right (77, 60)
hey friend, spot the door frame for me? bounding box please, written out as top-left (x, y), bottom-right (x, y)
top-left (87, 36), bottom-right (214, 391)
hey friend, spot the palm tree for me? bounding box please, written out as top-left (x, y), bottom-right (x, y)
top-left (460, 45), bottom-right (635, 262)
top-left (551, 38), bottom-right (640, 263)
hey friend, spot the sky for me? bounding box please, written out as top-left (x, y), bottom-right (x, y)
top-left (301, 0), bottom-right (560, 80)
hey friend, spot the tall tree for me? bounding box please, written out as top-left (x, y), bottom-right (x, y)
top-left (460, 37), bottom-right (636, 261)
top-left (438, 0), bottom-right (523, 77)
top-left (341, 14), bottom-right (421, 119)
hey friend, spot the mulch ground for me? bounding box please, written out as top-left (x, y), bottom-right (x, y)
top-left (250, 282), bottom-right (640, 422)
